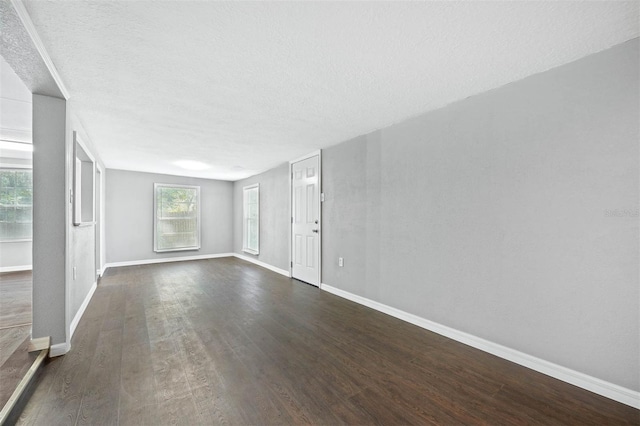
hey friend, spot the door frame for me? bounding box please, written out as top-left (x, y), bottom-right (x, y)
top-left (289, 149), bottom-right (322, 286)
top-left (95, 163), bottom-right (105, 277)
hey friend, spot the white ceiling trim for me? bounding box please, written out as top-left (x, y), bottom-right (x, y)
top-left (9, 0), bottom-right (69, 99)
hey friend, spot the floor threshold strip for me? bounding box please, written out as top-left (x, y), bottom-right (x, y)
top-left (0, 337), bottom-right (50, 426)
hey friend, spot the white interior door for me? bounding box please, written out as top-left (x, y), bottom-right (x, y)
top-left (291, 154), bottom-right (320, 286)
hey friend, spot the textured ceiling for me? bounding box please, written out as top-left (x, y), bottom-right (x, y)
top-left (18, 1), bottom-right (640, 180)
top-left (0, 0), bottom-right (64, 98)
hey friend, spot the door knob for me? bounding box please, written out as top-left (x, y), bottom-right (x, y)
top-left (314, 220), bottom-right (318, 224)
top-left (312, 229), bottom-right (319, 233)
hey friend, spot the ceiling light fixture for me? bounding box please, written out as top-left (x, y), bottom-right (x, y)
top-left (174, 160), bottom-right (211, 171)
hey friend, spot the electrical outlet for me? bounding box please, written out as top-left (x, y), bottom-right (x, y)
top-left (338, 257), bottom-right (344, 267)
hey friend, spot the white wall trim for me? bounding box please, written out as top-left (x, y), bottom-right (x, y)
top-left (49, 342), bottom-right (70, 358)
top-left (289, 149), bottom-right (322, 164)
top-left (103, 252), bottom-right (235, 273)
top-left (104, 252), bottom-right (290, 278)
top-left (233, 253), bottom-right (290, 277)
top-left (69, 281), bottom-right (97, 341)
top-left (0, 127), bottom-right (32, 143)
top-left (9, 0), bottom-right (70, 100)
top-left (96, 163), bottom-right (105, 276)
top-left (0, 160), bottom-right (32, 169)
top-left (320, 283), bottom-right (640, 409)
top-left (0, 265), bottom-right (32, 273)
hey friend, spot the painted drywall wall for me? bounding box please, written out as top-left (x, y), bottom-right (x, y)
top-left (105, 169), bottom-right (233, 264)
top-left (2, 3), bottom-right (103, 352)
top-left (68, 107), bottom-right (103, 323)
top-left (233, 162), bottom-right (290, 271)
top-left (32, 94), bottom-right (66, 345)
top-left (322, 39), bottom-right (639, 391)
top-left (32, 94), bottom-right (104, 347)
top-left (0, 242), bottom-right (31, 271)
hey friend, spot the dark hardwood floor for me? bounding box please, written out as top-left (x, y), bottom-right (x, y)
top-left (15, 258), bottom-right (639, 425)
top-left (0, 271), bottom-right (33, 411)
top-left (0, 271), bottom-right (31, 330)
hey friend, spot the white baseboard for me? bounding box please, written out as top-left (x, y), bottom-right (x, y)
top-left (103, 253), bottom-right (235, 273)
top-left (0, 265), bottom-right (32, 273)
top-left (320, 283), bottom-right (640, 409)
top-left (49, 342), bottom-right (70, 358)
top-left (69, 281), bottom-right (97, 340)
top-left (233, 253), bottom-right (290, 277)
top-left (103, 252), bottom-right (290, 278)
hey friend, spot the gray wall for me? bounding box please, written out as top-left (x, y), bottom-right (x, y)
top-left (105, 169), bottom-right (233, 264)
top-left (4, 7), bottom-right (103, 350)
top-left (32, 94), bottom-right (67, 345)
top-left (322, 39), bottom-right (639, 391)
top-left (0, 241), bottom-right (31, 270)
top-left (233, 162), bottom-right (290, 271)
top-left (31, 97), bottom-right (104, 349)
top-left (68, 108), bottom-right (103, 322)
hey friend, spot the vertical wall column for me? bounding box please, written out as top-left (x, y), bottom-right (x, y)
top-left (32, 94), bottom-right (67, 346)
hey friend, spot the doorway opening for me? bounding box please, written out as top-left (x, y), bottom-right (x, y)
top-left (0, 54), bottom-right (34, 408)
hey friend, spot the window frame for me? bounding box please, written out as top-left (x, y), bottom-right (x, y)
top-left (242, 183), bottom-right (259, 255)
top-left (153, 183), bottom-right (201, 253)
top-left (0, 167), bottom-right (33, 243)
top-left (73, 132), bottom-right (96, 226)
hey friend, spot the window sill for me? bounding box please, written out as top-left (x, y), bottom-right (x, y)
top-left (154, 246), bottom-right (201, 253)
top-left (242, 248), bottom-right (259, 256)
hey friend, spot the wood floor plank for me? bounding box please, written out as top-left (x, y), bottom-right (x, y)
top-left (0, 325), bottom-right (30, 368)
top-left (155, 390), bottom-right (203, 425)
top-left (76, 327), bottom-right (123, 426)
top-left (0, 271), bottom-right (31, 329)
top-left (0, 271), bottom-right (33, 416)
top-left (20, 314), bottom-right (103, 425)
top-left (0, 335), bottom-right (36, 410)
top-left (12, 258), bottom-right (640, 425)
top-left (15, 356), bottom-right (65, 426)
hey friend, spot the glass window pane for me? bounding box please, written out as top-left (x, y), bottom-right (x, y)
top-left (155, 184), bottom-right (199, 252)
top-left (16, 171), bottom-right (32, 187)
top-left (0, 171), bottom-right (16, 188)
top-left (16, 206), bottom-right (32, 222)
top-left (243, 185), bottom-right (259, 253)
top-left (4, 207), bottom-right (16, 222)
top-left (0, 170), bottom-right (33, 241)
top-left (17, 187), bottom-right (32, 205)
top-left (0, 187), bottom-right (15, 205)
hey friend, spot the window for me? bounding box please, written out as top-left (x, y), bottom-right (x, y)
top-left (154, 184), bottom-right (200, 252)
top-left (243, 184), bottom-right (259, 255)
top-left (0, 169), bottom-right (33, 241)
